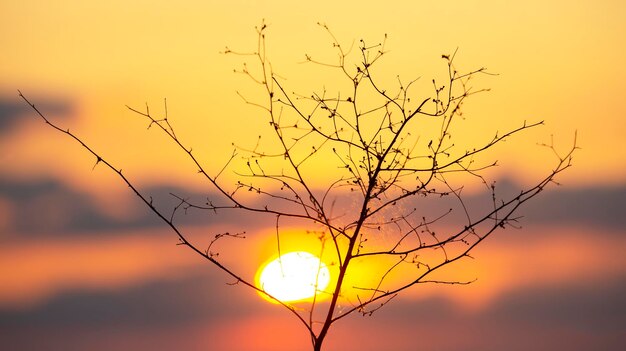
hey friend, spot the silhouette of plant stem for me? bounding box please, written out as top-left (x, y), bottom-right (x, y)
top-left (21, 21), bottom-right (577, 351)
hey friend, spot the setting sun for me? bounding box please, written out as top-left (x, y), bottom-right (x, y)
top-left (257, 251), bottom-right (331, 303)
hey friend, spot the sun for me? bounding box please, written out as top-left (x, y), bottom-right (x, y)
top-left (257, 251), bottom-right (331, 303)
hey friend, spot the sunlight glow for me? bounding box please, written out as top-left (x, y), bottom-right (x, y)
top-left (257, 251), bottom-right (330, 303)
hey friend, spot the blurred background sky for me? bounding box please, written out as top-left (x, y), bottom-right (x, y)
top-left (1, 1), bottom-right (625, 350)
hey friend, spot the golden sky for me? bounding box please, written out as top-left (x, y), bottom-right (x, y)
top-left (2, 0), bottom-right (625, 189)
top-left (1, 1), bottom-right (625, 350)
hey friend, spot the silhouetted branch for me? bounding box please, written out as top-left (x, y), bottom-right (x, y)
top-left (21, 22), bottom-right (577, 351)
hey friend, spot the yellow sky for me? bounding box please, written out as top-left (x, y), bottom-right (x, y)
top-left (2, 0), bottom-right (625, 194)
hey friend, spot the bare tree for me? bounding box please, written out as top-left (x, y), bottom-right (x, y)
top-left (20, 22), bottom-right (576, 351)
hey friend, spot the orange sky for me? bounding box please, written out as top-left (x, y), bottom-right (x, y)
top-left (1, 1), bottom-right (625, 350)
top-left (2, 0), bottom-right (625, 190)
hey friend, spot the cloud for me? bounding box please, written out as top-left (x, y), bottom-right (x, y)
top-left (404, 179), bottom-right (626, 233)
top-left (0, 177), bottom-right (159, 237)
top-left (3, 175), bottom-right (624, 240)
top-left (521, 184), bottom-right (626, 231)
top-left (0, 269), bottom-right (283, 351)
top-left (0, 94), bottom-right (72, 132)
top-left (336, 276), bottom-right (626, 351)
top-left (1, 172), bottom-right (623, 350)
top-left (482, 278), bottom-right (626, 333)
top-left (1, 270), bottom-right (623, 351)
top-left (0, 271), bottom-right (262, 328)
top-left (0, 178), bottom-right (278, 238)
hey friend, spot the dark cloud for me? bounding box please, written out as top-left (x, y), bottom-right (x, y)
top-left (483, 278), bottom-right (626, 333)
top-left (521, 185), bottom-right (626, 231)
top-left (0, 177), bottom-right (160, 238)
top-left (0, 94), bottom-right (72, 132)
top-left (354, 276), bottom-right (626, 351)
top-left (2, 175), bottom-right (624, 240)
top-left (404, 179), bottom-right (626, 233)
top-left (0, 177), bottom-right (275, 239)
top-left (1, 270), bottom-right (624, 351)
top-left (0, 269), bottom-right (265, 328)
top-left (0, 269), bottom-right (279, 351)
